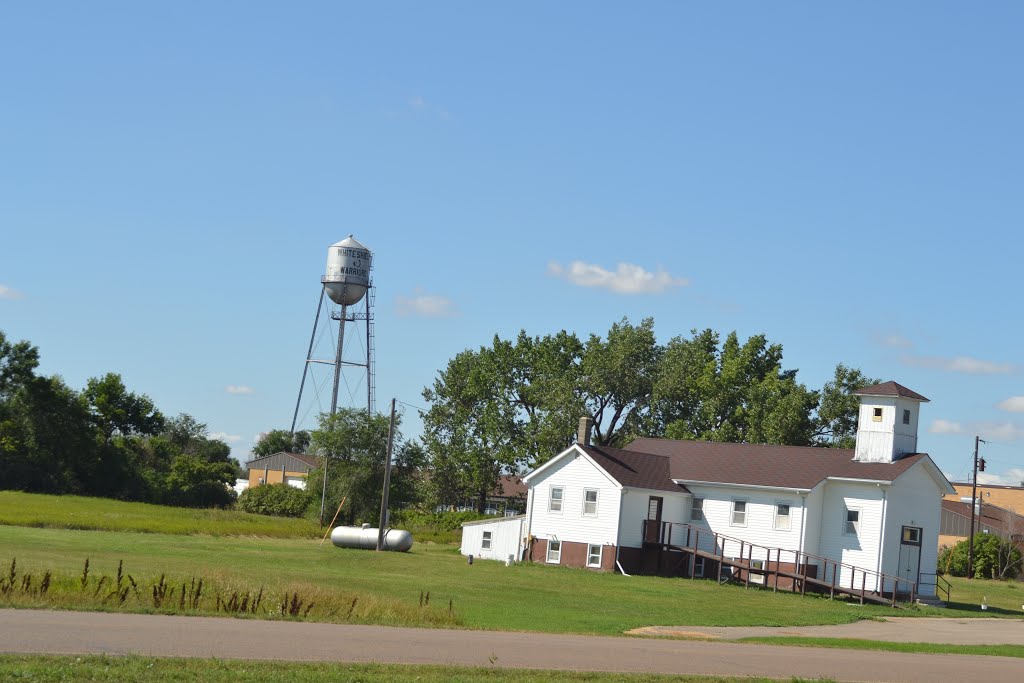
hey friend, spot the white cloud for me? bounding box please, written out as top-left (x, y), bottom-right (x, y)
top-left (997, 396), bottom-right (1024, 413)
top-left (0, 285), bottom-right (23, 300)
top-left (977, 468), bottom-right (1024, 487)
top-left (547, 260), bottom-right (689, 295)
top-left (396, 290), bottom-right (456, 318)
top-left (878, 334), bottom-right (913, 348)
top-left (902, 354), bottom-right (1015, 375)
top-left (929, 419), bottom-right (963, 434)
top-left (210, 432), bottom-right (242, 444)
top-left (226, 385), bottom-right (255, 395)
top-left (975, 422), bottom-right (1024, 442)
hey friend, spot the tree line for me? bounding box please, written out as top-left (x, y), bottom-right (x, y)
top-left (421, 318), bottom-right (878, 512)
top-left (0, 331), bottom-right (236, 507)
top-left (3, 317), bottom-right (879, 519)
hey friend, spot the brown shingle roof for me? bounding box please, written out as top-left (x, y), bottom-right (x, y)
top-left (579, 445), bottom-right (690, 493)
top-left (493, 474), bottom-right (527, 498)
top-left (618, 438), bottom-right (926, 491)
top-left (853, 381), bottom-right (929, 402)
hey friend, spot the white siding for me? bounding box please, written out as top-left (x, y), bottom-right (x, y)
top-left (816, 481), bottom-right (885, 590)
top-left (617, 488), bottom-right (689, 548)
top-left (460, 516), bottom-right (524, 562)
top-left (881, 462), bottom-right (943, 596)
top-left (855, 397), bottom-right (921, 462)
top-left (528, 450), bottom-right (621, 547)
top-left (684, 486), bottom-right (808, 564)
top-left (801, 485), bottom-right (824, 557)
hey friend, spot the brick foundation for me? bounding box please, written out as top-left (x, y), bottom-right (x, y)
top-left (529, 538), bottom-right (617, 571)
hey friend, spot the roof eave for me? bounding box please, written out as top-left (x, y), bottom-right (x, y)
top-left (826, 476), bottom-right (893, 486)
top-left (672, 479), bottom-right (812, 494)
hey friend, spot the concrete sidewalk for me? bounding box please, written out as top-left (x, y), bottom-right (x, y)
top-left (629, 616), bottom-right (1024, 644)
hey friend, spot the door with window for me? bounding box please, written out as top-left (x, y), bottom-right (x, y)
top-left (898, 526), bottom-right (922, 587)
top-left (645, 496), bottom-right (663, 543)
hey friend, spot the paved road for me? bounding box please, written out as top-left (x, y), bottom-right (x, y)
top-left (630, 616), bottom-right (1024, 645)
top-left (1, 610), bottom-right (1022, 682)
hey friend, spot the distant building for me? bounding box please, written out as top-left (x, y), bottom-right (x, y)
top-left (244, 451), bottom-right (318, 490)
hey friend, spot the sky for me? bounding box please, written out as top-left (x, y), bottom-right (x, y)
top-left (1, 2), bottom-right (1022, 486)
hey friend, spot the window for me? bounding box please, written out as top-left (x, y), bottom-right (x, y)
top-left (693, 556), bottom-right (705, 578)
top-left (845, 508), bottom-right (860, 535)
top-left (546, 539), bottom-right (561, 563)
top-left (549, 486), bottom-right (563, 513)
top-left (750, 559), bottom-right (765, 585)
top-left (903, 409), bottom-right (911, 425)
top-left (690, 497), bottom-right (705, 522)
top-left (583, 489), bottom-right (599, 516)
top-left (481, 531), bottom-right (491, 550)
top-left (902, 526), bottom-right (921, 545)
top-left (774, 503), bottom-right (791, 531)
top-left (587, 544), bottom-right (602, 568)
top-left (872, 407), bottom-right (883, 422)
top-left (731, 500), bottom-right (747, 527)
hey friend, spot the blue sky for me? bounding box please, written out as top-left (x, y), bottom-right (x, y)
top-left (2, 2), bottom-right (1022, 485)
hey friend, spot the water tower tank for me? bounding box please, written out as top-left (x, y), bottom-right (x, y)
top-left (323, 235), bottom-right (372, 305)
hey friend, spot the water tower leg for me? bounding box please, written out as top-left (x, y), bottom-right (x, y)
top-left (329, 304), bottom-right (348, 415)
top-left (291, 289), bottom-right (325, 435)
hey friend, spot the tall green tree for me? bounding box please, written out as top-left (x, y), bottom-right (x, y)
top-left (422, 319), bottom-right (879, 509)
top-left (815, 364), bottom-right (881, 448)
top-left (307, 408), bottom-right (423, 525)
top-left (652, 330), bottom-right (818, 445)
top-left (251, 429), bottom-right (310, 457)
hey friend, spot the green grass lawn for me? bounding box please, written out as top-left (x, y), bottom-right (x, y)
top-left (0, 656), bottom-right (811, 683)
top-left (1, 492), bottom-right (1021, 635)
top-left (2, 523), bottom-right (1004, 635)
top-left (0, 491), bottom-right (320, 538)
top-left (738, 637), bottom-right (1024, 659)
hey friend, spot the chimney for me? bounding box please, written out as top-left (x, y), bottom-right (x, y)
top-left (577, 416), bottom-right (593, 447)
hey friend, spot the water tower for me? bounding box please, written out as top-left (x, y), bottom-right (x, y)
top-left (290, 236), bottom-right (375, 433)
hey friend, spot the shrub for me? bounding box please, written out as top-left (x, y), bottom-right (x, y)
top-left (939, 534), bottom-right (1023, 579)
top-left (237, 484), bottom-right (311, 518)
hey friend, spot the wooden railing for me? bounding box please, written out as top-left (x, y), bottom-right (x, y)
top-left (642, 519), bottom-right (916, 607)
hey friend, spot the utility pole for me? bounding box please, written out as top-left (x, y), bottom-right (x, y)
top-left (967, 436), bottom-right (987, 579)
top-left (376, 398), bottom-right (397, 551)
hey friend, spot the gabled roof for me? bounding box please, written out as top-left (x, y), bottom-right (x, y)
top-left (245, 451), bottom-right (319, 472)
top-left (624, 438), bottom-right (927, 491)
top-left (853, 381), bottom-right (929, 402)
top-left (578, 445), bottom-right (689, 493)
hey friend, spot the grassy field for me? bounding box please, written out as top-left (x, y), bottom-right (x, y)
top-left (4, 523), bottom-right (1020, 636)
top-left (738, 637), bottom-right (1024, 659)
top-left (0, 656), bottom-right (814, 683)
top-left (0, 491), bottom-right (320, 538)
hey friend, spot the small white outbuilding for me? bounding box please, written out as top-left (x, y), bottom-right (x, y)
top-left (460, 515), bottom-right (526, 563)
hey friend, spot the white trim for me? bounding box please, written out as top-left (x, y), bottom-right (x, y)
top-left (546, 539), bottom-right (561, 564)
top-left (773, 501), bottom-right (792, 531)
top-left (481, 531), bottom-right (492, 550)
top-left (673, 479), bottom-right (812, 494)
top-left (730, 499), bottom-right (748, 527)
top-left (690, 496), bottom-right (705, 523)
top-left (523, 445), bottom-right (623, 490)
top-left (582, 488), bottom-right (599, 516)
top-left (461, 514), bottom-right (526, 527)
top-left (827, 476), bottom-right (893, 486)
top-left (548, 485), bottom-right (564, 513)
top-left (844, 506), bottom-right (861, 536)
top-left (586, 543), bottom-right (603, 568)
